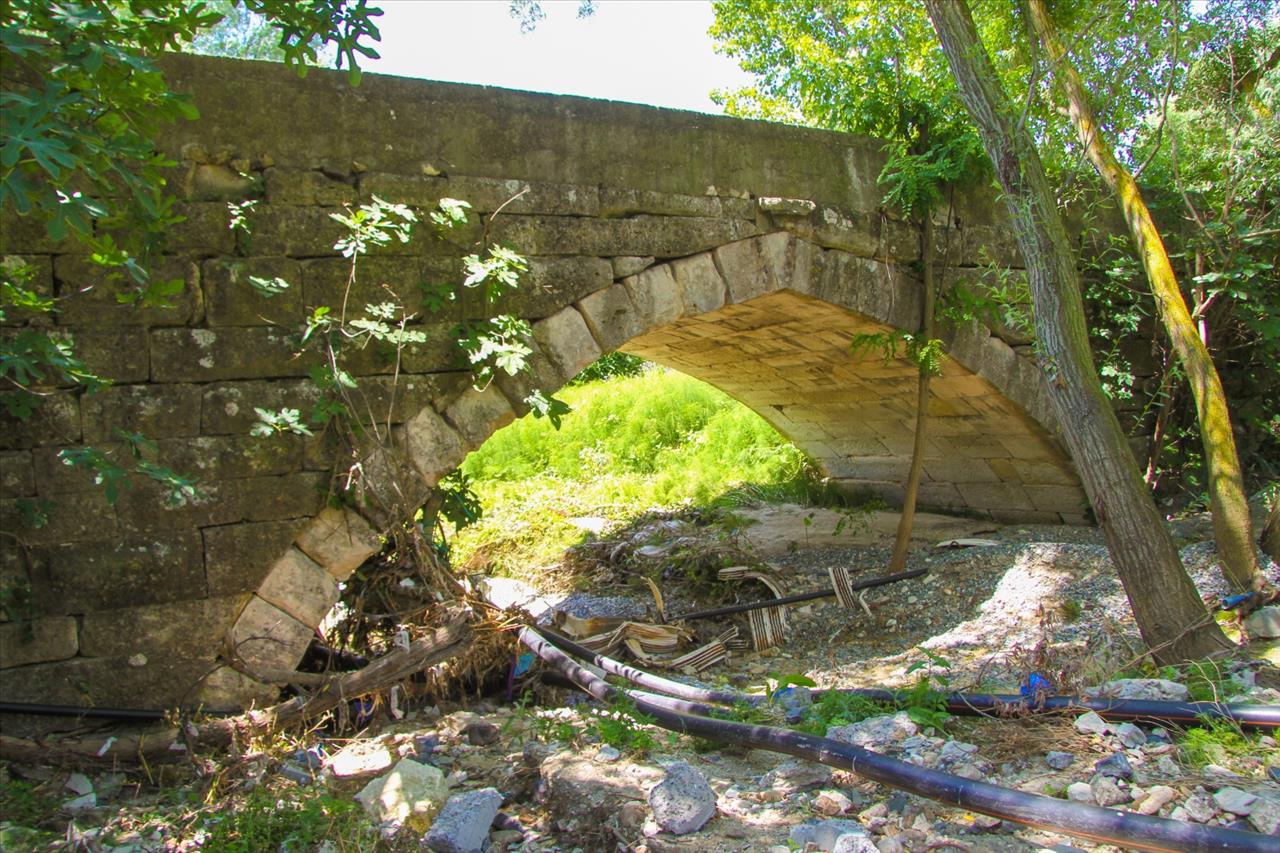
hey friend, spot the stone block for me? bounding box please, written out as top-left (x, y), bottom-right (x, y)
top-left (150, 327), bottom-right (319, 382)
top-left (235, 205), bottom-right (346, 257)
top-left (79, 595), bottom-right (248, 660)
top-left (444, 385), bottom-right (516, 449)
top-left (1012, 458), bottom-right (1080, 487)
top-left (113, 478), bottom-right (239, 534)
top-left (0, 654), bottom-right (232, 709)
top-left (201, 379), bottom-right (320, 434)
top-left (670, 252), bottom-right (727, 316)
top-left (0, 451), bottom-right (34, 497)
top-left (531, 307), bottom-right (602, 384)
top-left (356, 172), bottom-right (449, 207)
top-left (1024, 485), bottom-right (1090, 514)
top-left (233, 472), bottom-right (329, 522)
top-left (879, 216), bottom-right (919, 262)
top-left (0, 212), bottom-right (76, 253)
top-left (405, 406), bottom-right (466, 486)
top-left (448, 175), bottom-right (600, 216)
top-left (612, 256), bottom-right (654, 278)
top-left (204, 519), bottom-right (305, 595)
top-left (81, 383), bottom-right (202, 442)
top-left (184, 162), bottom-right (259, 201)
top-left (0, 490), bottom-right (116, 548)
top-left (715, 238), bottom-right (771, 304)
top-left (806, 207), bottom-right (880, 257)
top-left (0, 394), bottom-right (80, 450)
top-left (167, 202), bottom-right (238, 253)
top-left (0, 617), bottom-right (78, 668)
top-left (346, 438), bottom-right (433, 523)
top-left (27, 530), bottom-right (204, 613)
top-left (955, 481), bottom-right (1031, 512)
top-left (301, 255), bottom-right (461, 318)
top-left (194, 665), bottom-right (280, 711)
top-left (54, 256), bottom-right (202, 326)
top-left (203, 257), bottom-right (305, 326)
top-left (295, 506), bottom-right (381, 581)
top-left (229, 595), bottom-right (315, 678)
top-left (494, 256), bottom-right (611, 320)
top-left (599, 187), bottom-right (724, 218)
top-left (257, 547), bottom-right (338, 627)
top-left (152, 434), bottom-right (303, 481)
top-left (62, 327), bottom-right (151, 383)
top-left (576, 282), bottom-right (643, 352)
top-left (0, 255), bottom-right (53, 326)
top-left (492, 337), bottom-right (561, 417)
top-left (491, 214), bottom-right (756, 258)
top-left (264, 168), bottom-right (357, 206)
top-left (622, 263), bottom-right (682, 330)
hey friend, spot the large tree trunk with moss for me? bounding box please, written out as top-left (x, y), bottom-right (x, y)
top-left (889, 214), bottom-right (937, 573)
top-left (924, 0), bottom-right (1233, 662)
top-left (1025, 0), bottom-right (1266, 598)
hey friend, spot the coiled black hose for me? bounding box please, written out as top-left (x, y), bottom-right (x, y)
top-left (521, 626), bottom-right (1271, 853)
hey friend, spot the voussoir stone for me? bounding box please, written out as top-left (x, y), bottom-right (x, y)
top-left (294, 506), bottom-right (381, 581)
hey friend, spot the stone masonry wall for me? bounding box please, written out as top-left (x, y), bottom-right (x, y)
top-left (0, 54), bottom-right (1100, 710)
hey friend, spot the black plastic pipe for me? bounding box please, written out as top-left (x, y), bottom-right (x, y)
top-left (521, 626), bottom-right (1271, 853)
top-left (0, 702), bottom-right (239, 720)
top-left (672, 567), bottom-right (927, 622)
top-left (537, 628), bottom-right (1280, 732)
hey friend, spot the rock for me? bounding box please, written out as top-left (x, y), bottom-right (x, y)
top-left (1213, 787), bottom-right (1258, 816)
top-left (355, 759), bottom-right (448, 829)
top-left (1135, 785), bottom-right (1177, 816)
top-left (648, 762), bottom-right (716, 835)
top-left (1093, 752), bottom-right (1133, 780)
top-left (421, 787), bottom-right (503, 853)
top-left (762, 759), bottom-right (832, 792)
top-left (1045, 751), bottom-right (1075, 770)
top-left (1090, 776), bottom-right (1129, 807)
top-left (814, 789), bottom-right (855, 816)
top-left (791, 819), bottom-right (877, 852)
top-left (937, 741), bottom-right (979, 767)
top-left (827, 712), bottom-right (918, 750)
top-left (1066, 782), bottom-right (1094, 803)
top-left (1087, 679), bottom-right (1190, 702)
top-left (328, 739), bottom-right (395, 777)
top-left (1245, 606), bottom-right (1280, 639)
top-left (596, 745), bottom-right (621, 762)
top-left (465, 720), bottom-right (500, 746)
top-left (875, 837), bottom-right (905, 853)
top-left (1073, 711), bottom-right (1110, 735)
top-left (1183, 790), bottom-right (1220, 823)
top-left (1114, 723), bottom-right (1146, 749)
top-left (1248, 796), bottom-right (1280, 834)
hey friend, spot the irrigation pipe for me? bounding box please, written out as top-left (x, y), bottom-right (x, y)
top-left (537, 627), bottom-right (1280, 732)
top-left (521, 626), bottom-right (1270, 853)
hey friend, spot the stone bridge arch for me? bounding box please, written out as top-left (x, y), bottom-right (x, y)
top-left (1, 53), bottom-right (1101, 711)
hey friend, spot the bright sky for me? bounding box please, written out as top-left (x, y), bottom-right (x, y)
top-left (366, 0), bottom-right (755, 114)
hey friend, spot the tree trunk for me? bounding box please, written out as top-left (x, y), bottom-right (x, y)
top-left (923, 0), bottom-right (1232, 662)
top-left (1025, 0), bottom-right (1266, 597)
top-left (889, 214), bottom-right (936, 573)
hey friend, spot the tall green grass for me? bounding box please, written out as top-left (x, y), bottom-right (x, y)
top-left (450, 368), bottom-right (824, 575)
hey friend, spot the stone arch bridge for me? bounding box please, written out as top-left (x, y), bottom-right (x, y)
top-left (0, 54), bottom-right (1100, 710)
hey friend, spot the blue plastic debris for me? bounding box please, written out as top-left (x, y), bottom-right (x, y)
top-left (513, 653), bottom-right (536, 678)
top-left (292, 745), bottom-right (327, 770)
top-left (350, 697), bottom-right (375, 727)
top-left (1020, 672), bottom-right (1053, 704)
top-left (279, 763), bottom-right (313, 785)
top-left (412, 733), bottom-right (438, 763)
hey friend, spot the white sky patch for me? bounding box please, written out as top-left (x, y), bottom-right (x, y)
top-left (367, 0), bottom-right (755, 114)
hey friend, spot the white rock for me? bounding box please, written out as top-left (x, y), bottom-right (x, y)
top-left (1087, 679), bottom-right (1190, 702)
top-left (1244, 606), bottom-right (1280, 639)
top-left (648, 762), bottom-right (716, 835)
top-left (1073, 711), bottom-right (1110, 736)
top-left (328, 740), bottom-right (395, 777)
top-left (1213, 786), bottom-right (1258, 816)
top-left (355, 758), bottom-right (448, 829)
top-left (1066, 782), bottom-right (1094, 803)
top-left (1090, 776), bottom-right (1129, 807)
top-left (1114, 723), bottom-right (1146, 749)
top-left (1248, 796), bottom-right (1280, 834)
top-left (827, 712), bottom-right (918, 750)
top-left (1136, 785), bottom-right (1177, 816)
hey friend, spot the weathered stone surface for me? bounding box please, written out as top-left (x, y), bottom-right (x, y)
top-left (714, 238), bottom-right (770, 304)
top-left (577, 282), bottom-right (644, 352)
top-left (422, 787), bottom-right (504, 853)
top-left (79, 595), bottom-right (247, 659)
top-left (229, 595), bottom-right (314, 677)
top-left (294, 506), bottom-right (381, 581)
top-left (622, 264), bottom-right (683, 331)
top-left (670, 252), bottom-right (727, 316)
top-left (256, 547), bottom-right (338, 627)
top-left (492, 213), bottom-right (756, 258)
top-left (80, 383), bottom-right (202, 442)
top-left (264, 168), bottom-right (357, 206)
top-left (827, 713), bottom-right (918, 750)
top-left (203, 519), bottom-right (303, 595)
top-left (0, 395), bottom-right (80, 451)
top-left (150, 327), bottom-right (318, 382)
top-left (1245, 606), bottom-right (1280, 639)
top-left (444, 386), bottom-right (516, 449)
top-left (0, 451), bottom-right (34, 498)
top-left (202, 257), bottom-right (305, 326)
top-left (54, 256), bottom-right (202, 326)
top-left (356, 759), bottom-right (448, 830)
top-left (405, 406), bottom-right (465, 486)
top-left (27, 530), bottom-right (205, 613)
top-left (613, 256), bottom-right (654, 278)
top-left (1, 655), bottom-right (232, 707)
top-left (648, 761), bottom-right (716, 835)
top-left (532, 307), bottom-right (601, 384)
top-left (0, 617), bottom-right (78, 668)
